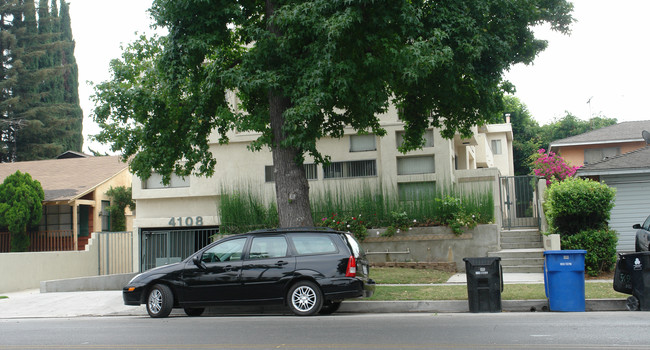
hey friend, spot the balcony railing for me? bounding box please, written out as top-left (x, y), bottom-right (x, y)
top-left (0, 230), bottom-right (76, 253)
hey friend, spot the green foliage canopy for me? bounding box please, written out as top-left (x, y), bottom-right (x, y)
top-left (93, 0), bottom-right (574, 182)
top-left (544, 177), bottom-right (616, 235)
top-left (105, 186), bottom-right (135, 232)
top-left (0, 170), bottom-right (44, 251)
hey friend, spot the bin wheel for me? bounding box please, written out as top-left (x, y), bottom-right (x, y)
top-left (626, 296), bottom-right (640, 311)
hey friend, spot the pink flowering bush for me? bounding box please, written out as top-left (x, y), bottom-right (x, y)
top-left (530, 149), bottom-right (580, 185)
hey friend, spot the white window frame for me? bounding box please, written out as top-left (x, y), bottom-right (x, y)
top-left (350, 134), bottom-right (376, 152)
top-left (397, 156), bottom-right (435, 175)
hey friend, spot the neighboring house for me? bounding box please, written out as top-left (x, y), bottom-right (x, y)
top-left (576, 145), bottom-right (650, 252)
top-left (0, 155), bottom-right (132, 251)
top-left (549, 120), bottom-right (650, 167)
top-left (131, 106), bottom-right (515, 271)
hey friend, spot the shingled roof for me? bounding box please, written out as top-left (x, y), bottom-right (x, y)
top-left (576, 146), bottom-right (650, 176)
top-left (550, 120), bottom-right (650, 149)
top-left (0, 156), bottom-right (128, 202)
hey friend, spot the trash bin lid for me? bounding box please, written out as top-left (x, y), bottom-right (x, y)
top-left (544, 250), bottom-right (586, 255)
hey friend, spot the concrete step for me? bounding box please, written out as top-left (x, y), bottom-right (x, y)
top-left (502, 265), bottom-right (544, 273)
top-left (501, 229), bottom-right (542, 238)
top-left (501, 235), bottom-right (542, 243)
top-left (500, 257), bottom-right (544, 267)
top-left (501, 242), bottom-right (544, 249)
top-left (489, 248), bottom-right (544, 259)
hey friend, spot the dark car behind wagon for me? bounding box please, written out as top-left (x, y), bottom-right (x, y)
top-left (123, 227), bottom-right (375, 317)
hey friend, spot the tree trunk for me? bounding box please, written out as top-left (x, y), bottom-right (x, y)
top-left (268, 93), bottom-right (313, 228)
top-left (266, 0), bottom-right (313, 228)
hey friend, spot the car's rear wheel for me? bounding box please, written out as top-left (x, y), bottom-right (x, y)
top-left (147, 284), bottom-right (173, 318)
top-left (287, 281), bottom-right (323, 316)
top-left (318, 301), bottom-right (342, 315)
top-left (184, 307), bottom-right (205, 317)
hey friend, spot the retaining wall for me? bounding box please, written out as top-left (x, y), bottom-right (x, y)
top-left (361, 224), bottom-right (499, 272)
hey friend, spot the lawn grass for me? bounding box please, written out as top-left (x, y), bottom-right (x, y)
top-left (371, 267), bottom-right (453, 284)
top-left (367, 283), bottom-right (628, 301)
top-left (368, 267), bottom-right (627, 301)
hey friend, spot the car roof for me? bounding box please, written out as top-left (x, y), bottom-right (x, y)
top-left (247, 227), bottom-right (341, 235)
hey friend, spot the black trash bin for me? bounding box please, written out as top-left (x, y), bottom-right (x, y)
top-left (463, 257), bottom-right (503, 313)
top-left (613, 252), bottom-right (650, 311)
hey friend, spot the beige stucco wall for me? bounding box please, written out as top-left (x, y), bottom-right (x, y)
top-left (0, 234), bottom-right (99, 293)
top-left (555, 141), bottom-right (647, 167)
top-left (91, 168), bottom-right (133, 232)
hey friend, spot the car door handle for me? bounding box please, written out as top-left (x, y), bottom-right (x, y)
top-left (275, 261), bottom-right (288, 266)
top-left (224, 265), bottom-right (233, 271)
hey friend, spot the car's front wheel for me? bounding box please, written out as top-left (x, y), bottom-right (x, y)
top-left (287, 281), bottom-right (323, 316)
top-left (146, 284), bottom-right (174, 318)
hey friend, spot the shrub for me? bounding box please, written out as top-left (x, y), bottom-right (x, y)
top-left (530, 149), bottom-right (580, 186)
top-left (544, 177), bottom-right (616, 235)
top-left (317, 213), bottom-right (368, 241)
top-left (561, 228), bottom-right (618, 276)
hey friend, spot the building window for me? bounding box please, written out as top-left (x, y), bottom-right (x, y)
top-left (398, 181), bottom-right (437, 201)
top-left (396, 130), bottom-right (434, 148)
top-left (491, 139), bottom-right (502, 155)
top-left (143, 173), bottom-right (189, 189)
top-left (397, 156), bottom-right (435, 175)
top-left (323, 160), bottom-right (377, 179)
top-left (101, 200), bottom-right (111, 231)
top-left (350, 134), bottom-right (376, 152)
top-left (265, 164), bottom-right (318, 182)
top-left (584, 147), bottom-right (620, 165)
top-left (39, 205), bottom-right (72, 231)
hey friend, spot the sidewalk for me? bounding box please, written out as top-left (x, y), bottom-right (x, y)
top-left (0, 274), bottom-right (627, 319)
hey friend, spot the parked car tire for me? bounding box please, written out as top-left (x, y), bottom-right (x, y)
top-left (318, 301), bottom-right (342, 315)
top-left (146, 284), bottom-right (174, 318)
top-left (184, 307), bottom-right (205, 317)
top-left (287, 281), bottom-right (323, 316)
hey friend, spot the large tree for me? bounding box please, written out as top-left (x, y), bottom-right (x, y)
top-left (93, 0), bottom-right (574, 227)
top-left (0, 0), bottom-right (83, 162)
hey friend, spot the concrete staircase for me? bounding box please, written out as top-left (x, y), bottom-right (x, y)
top-left (488, 228), bottom-right (544, 273)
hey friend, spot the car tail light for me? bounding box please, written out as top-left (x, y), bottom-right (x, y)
top-left (345, 255), bottom-right (357, 277)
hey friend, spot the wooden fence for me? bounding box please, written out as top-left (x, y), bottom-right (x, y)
top-left (0, 230), bottom-right (76, 252)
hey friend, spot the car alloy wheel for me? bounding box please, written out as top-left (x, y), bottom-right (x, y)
top-left (147, 284), bottom-right (173, 318)
top-left (288, 281), bottom-right (323, 316)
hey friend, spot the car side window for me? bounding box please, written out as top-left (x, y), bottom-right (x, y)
top-left (249, 236), bottom-right (288, 260)
top-left (290, 235), bottom-right (338, 255)
top-left (643, 215), bottom-right (650, 231)
top-left (202, 238), bottom-right (246, 263)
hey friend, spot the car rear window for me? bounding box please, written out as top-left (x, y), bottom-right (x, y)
top-left (344, 233), bottom-right (361, 258)
top-left (290, 234), bottom-right (338, 255)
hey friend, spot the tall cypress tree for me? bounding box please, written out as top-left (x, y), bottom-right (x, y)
top-left (1, 0), bottom-right (83, 161)
top-left (0, 1), bottom-right (20, 161)
top-left (58, 0), bottom-right (82, 152)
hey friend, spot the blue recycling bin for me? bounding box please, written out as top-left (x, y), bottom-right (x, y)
top-left (544, 250), bottom-right (587, 312)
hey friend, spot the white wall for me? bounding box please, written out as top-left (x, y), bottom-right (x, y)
top-left (0, 234), bottom-right (100, 293)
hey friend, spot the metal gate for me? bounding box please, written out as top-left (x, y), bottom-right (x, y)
top-left (499, 176), bottom-right (540, 229)
top-left (140, 227), bottom-right (218, 271)
top-left (98, 231), bottom-right (134, 275)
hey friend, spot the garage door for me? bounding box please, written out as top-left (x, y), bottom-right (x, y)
top-left (604, 176), bottom-right (650, 252)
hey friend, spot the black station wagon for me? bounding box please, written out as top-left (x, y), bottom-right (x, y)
top-left (123, 228), bottom-right (375, 317)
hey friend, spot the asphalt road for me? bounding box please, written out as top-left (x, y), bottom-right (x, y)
top-left (1, 312), bottom-right (648, 350)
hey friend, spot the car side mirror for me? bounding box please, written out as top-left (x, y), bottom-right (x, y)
top-left (193, 255), bottom-right (206, 269)
top-left (633, 224), bottom-right (641, 229)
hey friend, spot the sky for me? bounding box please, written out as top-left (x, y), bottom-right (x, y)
top-left (67, 0), bottom-right (650, 154)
